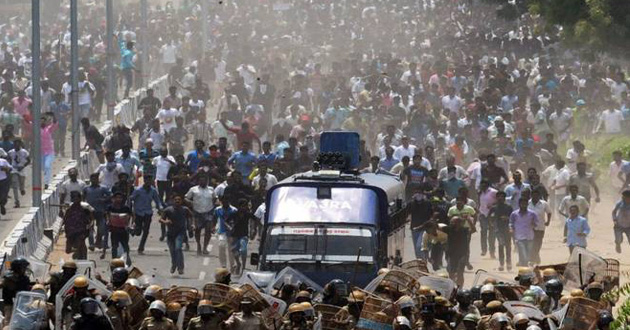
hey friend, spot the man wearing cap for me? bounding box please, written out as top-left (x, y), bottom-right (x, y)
top-left (222, 298), bottom-right (267, 329)
top-left (47, 260), bottom-right (77, 303)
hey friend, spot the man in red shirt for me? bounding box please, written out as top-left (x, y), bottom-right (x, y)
top-left (220, 118), bottom-right (262, 152)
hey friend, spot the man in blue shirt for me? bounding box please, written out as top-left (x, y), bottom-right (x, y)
top-left (186, 140), bottom-right (210, 173)
top-left (564, 205), bottom-right (590, 255)
top-left (129, 175), bottom-right (164, 254)
top-left (228, 141), bottom-right (257, 184)
top-left (257, 141), bottom-right (277, 166)
top-left (440, 166), bottom-right (466, 200)
top-left (213, 196), bottom-right (237, 269)
top-left (83, 173), bottom-right (112, 252)
top-left (612, 190), bottom-right (630, 253)
top-left (115, 145), bottom-right (141, 182)
top-left (118, 34), bottom-right (136, 98)
top-left (379, 147), bottom-right (399, 172)
top-left (50, 92), bottom-right (70, 157)
top-left (504, 171), bottom-right (531, 210)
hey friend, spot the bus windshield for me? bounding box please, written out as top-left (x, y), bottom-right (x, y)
top-left (264, 226), bottom-right (374, 264)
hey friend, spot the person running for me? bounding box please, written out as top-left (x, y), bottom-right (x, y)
top-left (160, 195), bottom-right (193, 275)
top-left (106, 192), bottom-right (133, 264)
top-left (213, 196), bottom-right (238, 268)
top-left (185, 174), bottom-right (216, 255)
top-left (509, 198), bottom-right (542, 267)
top-left (612, 190), bottom-right (630, 253)
top-left (7, 139), bottom-right (29, 208)
top-left (563, 205), bottom-right (590, 255)
top-left (129, 175), bottom-right (164, 254)
top-left (226, 198), bottom-right (255, 275)
top-left (488, 191), bottom-right (513, 271)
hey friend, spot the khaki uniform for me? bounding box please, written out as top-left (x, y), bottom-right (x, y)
top-left (107, 306), bottom-right (133, 330)
top-left (333, 306), bottom-right (356, 330)
top-left (279, 320), bottom-right (312, 330)
top-left (139, 316), bottom-right (178, 330)
top-left (476, 316), bottom-right (491, 330)
top-left (222, 311), bottom-right (268, 330)
top-left (186, 316), bottom-right (222, 330)
top-left (415, 319), bottom-right (450, 330)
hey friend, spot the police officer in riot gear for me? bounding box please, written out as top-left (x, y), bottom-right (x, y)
top-left (186, 299), bottom-right (221, 329)
top-left (139, 300), bottom-right (177, 330)
top-left (111, 267), bottom-right (129, 290)
top-left (2, 257), bottom-right (33, 320)
top-left (47, 260), bottom-right (77, 303)
top-left (321, 279), bottom-right (348, 307)
top-left (70, 297), bottom-right (114, 330)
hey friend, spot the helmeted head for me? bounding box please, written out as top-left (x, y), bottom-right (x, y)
top-left (541, 268), bottom-right (558, 281)
top-left (110, 258), bottom-right (125, 270)
top-left (544, 279), bottom-right (563, 298)
top-left (80, 297), bottom-right (101, 316)
top-left (62, 260), bottom-right (78, 276)
top-left (11, 257), bottom-right (30, 275)
top-left (480, 284), bottom-right (496, 302)
top-left (214, 268), bottom-right (231, 284)
top-left (74, 276), bottom-right (89, 293)
top-left (109, 290), bottom-right (132, 309)
top-left (111, 267), bottom-right (129, 287)
top-left (456, 289), bottom-right (473, 307)
top-left (144, 285), bottom-right (163, 302)
top-left (197, 299), bottom-right (215, 317)
top-left (31, 284), bottom-right (46, 295)
top-left (149, 300), bottom-right (167, 318)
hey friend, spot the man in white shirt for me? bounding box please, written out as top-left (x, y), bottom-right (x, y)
top-left (611, 150), bottom-right (628, 189)
top-left (185, 173), bottom-right (215, 255)
top-left (7, 139), bottom-right (29, 208)
top-left (0, 156), bottom-right (12, 216)
top-left (559, 185), bottom-right (590, 218)
top-left (438, 156), bottom-right (468, 181)
top-left (528, 189), bottom-right (552, 264)
top-left (152, 148), bottom-right (176, 203)
top-left (160, 40), bottom-right (179, 72)
top-left (156, 99), bottom-right (181, 133)
top-left (393, 136), bottom-right (417, 160)
top-left (549, 159), bottom-right (571, 219)
top-left (252, 163), bottom-right (278, 191)
top-left (441, 87), bottom-right (462, 115)
top-left (77, 70), bottom-right (95, 118)
top-left (97, 151), bottom-right (125, 189)
top-left (597, 106), bottom-right (624, 134)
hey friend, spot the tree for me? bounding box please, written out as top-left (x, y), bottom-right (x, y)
top-left (528, 0), bottom-right (630, 56)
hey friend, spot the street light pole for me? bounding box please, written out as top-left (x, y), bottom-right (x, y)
top-left (106, 0), bottom-right (115, 120)
top-left (201, 0), bottom-right (208, 58)
top-left (70, 0), bottom-right (80, 160)
top-left (141, 0), bottom-right (149, 83)
top-left (31, 0), bottom-right (42, 206)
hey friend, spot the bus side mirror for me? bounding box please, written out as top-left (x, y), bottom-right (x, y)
top-left (250, 253), bottom-right (259, 266)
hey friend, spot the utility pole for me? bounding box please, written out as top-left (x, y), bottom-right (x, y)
top-left (106, 0), bottom-right (115, 120)
top-left (31, 0), bottom-right (42, 206)
top-left (201, 0), bottom-right (208, 58)
top-left (141, 0), bottom-right (149, 83)
top-left (71, 0), bottom-right (80, 160)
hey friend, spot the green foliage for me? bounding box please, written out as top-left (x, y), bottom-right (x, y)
top-left (527, 0), bottom-right (630, 56)
top-left (577, 135), bottom-right (630, 176)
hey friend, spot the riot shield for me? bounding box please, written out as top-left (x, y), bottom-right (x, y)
top-left (472, 269), bottom-right (517, 286)
top-left (560, 297), bottom-right (599, 330)
top-left (201, 283), bottom-right (241, 312)
top-left (120, 283), bottom-right (149, 329)
top-left (73, 260), bottom-right (98, 279)
top-left (374, 270), bottom-right (421, 297)
top-left (363, 274), bottom-right (385, 293)
top-left (26, 257), bottom-right (51, 284)
top-left (418, 275), bottom-right (457, 299)
top-left (237, 271), bottom-right (276, 292)
top-left (355, 295), bottom-right (397, 330)
top-left (314, 304), bottom-right (342, 330)
top-left (267, 266), bottom-right (324, 295)
top-left (55, 274), bottom-right (112, 330)
top-left (9, 292), bottom-right (47, 330)
top-left (563, 247), bottom-right (608, 290)
top-left (240, 284), bottom-right (284, 329)
top-left (503, 301), bottom-right (546, 322)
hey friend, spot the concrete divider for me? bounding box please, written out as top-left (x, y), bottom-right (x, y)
top-left (0, 73), bottom-right (171, 265)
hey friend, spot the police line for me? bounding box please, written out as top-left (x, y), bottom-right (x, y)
top-left (0, 70), bottom-right (174, 266)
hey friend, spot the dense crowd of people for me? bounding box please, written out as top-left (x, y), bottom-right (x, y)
top-left (0, 0), bottom-right (628, 328)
